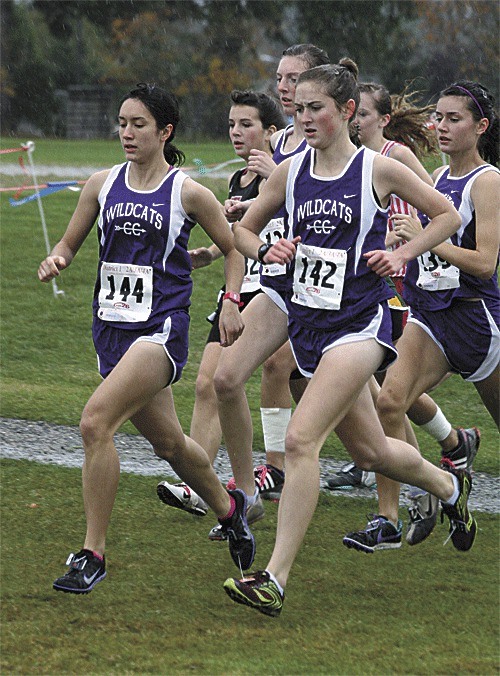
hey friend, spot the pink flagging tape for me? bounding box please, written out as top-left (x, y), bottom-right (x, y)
top-left (0, 180), bottom-right (87, 193)
top-left (0, 145), bottom-right (29, 154)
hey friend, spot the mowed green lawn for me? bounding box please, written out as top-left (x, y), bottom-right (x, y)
top-left (2, 459), bottom-right (498, 675)
top-left (1, 137), bottom-right (498, 674)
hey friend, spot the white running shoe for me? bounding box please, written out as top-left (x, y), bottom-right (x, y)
top-left (157, 482), bottom-right (208, 517)
top-left (326, 462), bottom-right (376, 490)
top-left (406, 490), bottom-right (439, 546)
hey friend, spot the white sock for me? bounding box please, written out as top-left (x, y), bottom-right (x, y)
top-left (247, 486), bottom-right (259, 507)
top-left (265, 570), bottom-right (284, 595)
top-left (420, 406), bottom-right (452, 442)
top-left (444, 474), bottom-right (460, 505)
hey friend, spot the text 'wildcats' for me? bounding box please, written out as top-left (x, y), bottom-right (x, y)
top-left (298, 198), bottom-right (353, 235)
top-left (105, 202), bottom-right (163, 229)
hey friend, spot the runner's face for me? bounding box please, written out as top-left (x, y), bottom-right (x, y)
top-left (435, 96), bottom-right (486, 155)
top-left (118, 98), bottom-right (170, 163)
top-left (228, 105), bottom-right (269, 160)
top-left (276, 56), bottom-right (308, 117)
top-left (295, 82), bottom-right (347, 149)
top-left (354, 92), bottom-right (384, 144)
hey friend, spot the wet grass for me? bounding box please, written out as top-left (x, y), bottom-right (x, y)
top-left (0, 136), bottom-right (235, 182)
top-left (1, 459), bottom-right (499, 675)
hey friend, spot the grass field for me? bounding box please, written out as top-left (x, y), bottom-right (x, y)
top-left (0, 136), bottom-right (237, 175)
top-left (1, 459), bottom-right (499, 675)
top-left (1, 137), bottom-right (499, 674)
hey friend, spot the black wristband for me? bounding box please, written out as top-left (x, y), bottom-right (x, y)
top-left (257, 242), bottom-right (273, 264)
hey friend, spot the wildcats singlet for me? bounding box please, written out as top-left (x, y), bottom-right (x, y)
top-left (404, 164), bottom-right (500, 312)
top-left (94, 162), bottom-right (195, 329)
top-left (285, 146), bottom-right (393, 329)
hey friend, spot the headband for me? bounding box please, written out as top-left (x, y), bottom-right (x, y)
top-left (454, 85), bottom-right (486, 118)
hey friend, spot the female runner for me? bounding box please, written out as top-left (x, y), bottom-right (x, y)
top-left (208, 44), bottom-right (329, 537)
top-left (38, 83), bottom-right (255, 593)
top-left (223, 62), bottom-right (474, 618)
top-left (156, 89), bottom-right (285, 519)
top-left (345, 79), bottom-right (499, 552)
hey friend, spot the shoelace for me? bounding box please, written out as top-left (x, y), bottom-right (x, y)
top-left (63, 554), bottom-right (89, 577)
top-left (66, 553), bottom-right (87, 570)
top-left (408, 495), bottom-right (433, 522)
top-left (227, 466), bottom-right (269, 491)
top-left (443, 524), bottom-right (456, 546)
top-left (341, 462), bottom-right (356, 474)
top-left (365, 514), bottom-right (384, 532)
top-left (441, 509), bottom-right (467, 546)
top-left (227, 529), bottom-right (245, 578)
top-left (440, 457), bottom-right (457, 471)
top-left (254, 465), bottom-right (269, 489)
top-left (408, 504), bottom-right (421, 522)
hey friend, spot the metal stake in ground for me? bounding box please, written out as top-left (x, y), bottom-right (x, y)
top-left (24, 141), bottom-right (65, 299)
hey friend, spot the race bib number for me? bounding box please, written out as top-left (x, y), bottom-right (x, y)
top-left (416, 249), bottom-right (460, 292)
top-left (241, 256), bottom-right (261, 293)
top-left (260, 218), bottom-right (286, 277)
top-left (292, 243), bottom-right (347, 311)
top-left (98, 261), bottom-right (153, 322)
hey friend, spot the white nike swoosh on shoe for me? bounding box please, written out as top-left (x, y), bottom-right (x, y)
top-left (83, 570), bottom-right (102, 586)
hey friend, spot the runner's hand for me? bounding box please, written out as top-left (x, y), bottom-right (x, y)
top-left (219, 301), bottom-right (244, 347)
top-left (38, 256), bottom-right (67, 282)
top-left (247, 150), bottom-right (277, 179)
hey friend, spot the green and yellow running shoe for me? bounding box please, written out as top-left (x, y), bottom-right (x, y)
top-left (223, 570), bottom-right (284, 617)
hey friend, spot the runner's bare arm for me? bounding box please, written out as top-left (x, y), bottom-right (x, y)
top-left (365, 156), bottom-right (460, 276)
top-left (38, 170), bottom-right (107, 282)
top-left (233, 160), bottom-right (290, 262)
top-left (427, 170), bottom-right (500, 277)
top-left (182, 177), bottom-right (244, 345)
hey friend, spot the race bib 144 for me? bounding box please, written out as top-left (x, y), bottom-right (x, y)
top-left (98, 261), bottom-right (153, 322)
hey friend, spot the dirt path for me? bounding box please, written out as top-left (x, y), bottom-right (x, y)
top-left (1, 417), bottom-right (498, 513)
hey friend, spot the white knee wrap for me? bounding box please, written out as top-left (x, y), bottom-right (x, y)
top-left (260, 407), bottom-right (291, 453)
top-left (419, 406), bottom-right (452, 442)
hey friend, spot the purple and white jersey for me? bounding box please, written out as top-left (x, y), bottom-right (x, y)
top-left (404, 164), bottom-right (500, 311)
top-left (259, 126), bottom-right (308, 297)
top-left (93, 162), bottom-right (195, 330)
top-left (273, 125), bottom-right (308, 166)
top-left (285, 146), bottom-right (392, 330)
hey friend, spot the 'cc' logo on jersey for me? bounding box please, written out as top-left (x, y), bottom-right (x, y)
top-left (115, 222), bottom-right (147, 237)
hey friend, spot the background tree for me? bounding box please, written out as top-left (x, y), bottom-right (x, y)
top-left (1, 0), bottom-right (498, 139)
top-left (1, 1), bottom-right (59, 134)
top-left (292, 0), bottom-right (419, 89)
top-left (413, 0), bottom-right (499, 102)
top-left (98, 1), bottom-right (286, 137)
top-left (172, 0), bottom-right (284, 137)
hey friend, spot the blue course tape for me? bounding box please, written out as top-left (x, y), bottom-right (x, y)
top-left (9, 182), bottom-right (78, 207)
